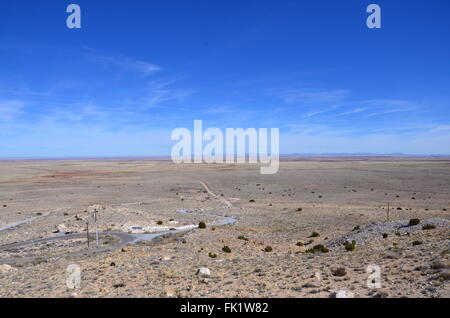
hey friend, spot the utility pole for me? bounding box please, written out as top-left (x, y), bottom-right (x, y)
top-left (93, 211), bottom-right (99, 247)
top-left (86, 221), bottom-right (90, 248)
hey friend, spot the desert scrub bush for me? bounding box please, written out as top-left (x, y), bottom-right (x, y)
top-left (395, 232), bottom-right (401, 236)
top-left (344, 240), bottom-right (356, 251)
top-left (198, 221), bottom-right (207, 229)
top-left (157, 220), bottom-right (163, 225)
top-left (408, 219), bottom-right (420, 226)
top-left (309, 231), bottom-right (320, 238)
top-left (296, 208), bottom-right (303, 212)
top-left (296, 241), bottom-right (304, 247)
top-left (264, 246), bottom-right (273, 252)
top-left (412, 240), bottom-right (423, 246)
top-left (352, 225), bottom-right (360, 232)
top-left (422, 224), bottom-right (436, 230)
top-left (393, 242), bottom-right (398, 246)
top-left (331, 267), bottom-right (347, 277)
top-left (441, 250), bottom-right (450, 255)
top-left (208, 252), bottom-right (217, 258)
top-left (382, 233), bottom-right (388, 239)
top-left (222, 246), bottom-right (231, 253)
top-left (32, 257), bottom-right (47, 265)
top-left (305, 239), bottom-right (314, 246)
top-left (305, 244), bottom-right (329, 253)
top-left (238, 235), bottom-right (249, 241)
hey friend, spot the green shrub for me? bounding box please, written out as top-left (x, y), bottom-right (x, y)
top-left (297, 208), bottom-right (303, 212)
top-left (157, 220), bottom-right (163, 225)
top-left (422, 224), bottom-right (435, 230)
top-left (198, 221), bottom-right (207, 229)
top-left (309, 231), bottom-right (320, 238)
top-left (408, 219), bottom-right (420, 226)
top-left (238, 235), bottom-right (249, 241)
top-left (344, 240), bottom-right (356, 251)
top-left (305, 244), bottom-right (329, 253)
top-left (264, 246), bottom-right (273, 252)
top-left (382, 233), bottom-right (388, 239)
top-left (208, 252), bottom-right (217, 258)
top-left (441, 250), bottom-right (450, 255)
top-left (395, 232), bottom-right (401, 236)
top-left (296, 241), bottom-right (304, 247)
top-left (222, 246), bottom-right (231, 253)
top-left (412, 240), bottom-right (423, 246)
top-left (331, 267), bottom-right (347, 277)
top-left (352, 225), bottom-right (360, 232)
top-left (305, 239), bottom-right (314, 246)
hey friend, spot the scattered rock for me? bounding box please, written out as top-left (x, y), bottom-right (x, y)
top-left (57, 224), bottom-right (70, 233)
top-left (0, 264), bottom-right (16, 274)
top-left (330, 290), bottom-right (354, 298)
top-left (196, 267), bottom-right (211, 277)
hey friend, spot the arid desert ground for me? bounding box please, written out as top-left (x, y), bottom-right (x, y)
top-left (0, 158), bottom-right (449, 298)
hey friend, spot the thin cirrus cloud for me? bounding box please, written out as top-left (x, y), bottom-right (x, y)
top-left (268, 87), bottom-right (351, 105)
top-left (339, 107), bottom-right (368, 116)
top-left (83, 47), bottom-right (162, 77)
top-left (0, 100), bottom-right (25, 121)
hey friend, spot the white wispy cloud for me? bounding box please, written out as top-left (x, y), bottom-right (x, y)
top-left (84, 47), bottom-right (161, 77)
top-left (269, 86), bottom-right (350, 104)
top-left (339, 107), bottom-right (368, 115)
top-left (143, 79), bottom-right (194, 109)
top-left (0, 100), bottom-right (25, 121)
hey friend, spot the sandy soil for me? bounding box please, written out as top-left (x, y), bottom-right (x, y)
top-left (0, 158), bottom-right (449, 298)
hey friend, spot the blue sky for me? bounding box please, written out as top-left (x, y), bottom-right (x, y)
top-left (1, 0), bottom-right (449, 158)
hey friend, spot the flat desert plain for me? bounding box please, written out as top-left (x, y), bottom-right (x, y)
top-left (0, 158), bottom-right (449, 298)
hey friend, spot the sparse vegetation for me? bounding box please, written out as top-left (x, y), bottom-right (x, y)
top-left (344, 240), bottom-right (356, 251)
top-left (395, 232), bottom-right (401, 236)
top-left (249, 199), bottom-right (255, 203)
top-left (222, 246), bottom-right (231, 253)
top-left (157, 220), bottom-right (163, 225)
top-left (422, 224), bottom-right (436, 230)
top-left (305, 239), bottom-right (314, 246)
top-left (305, 244), bottom-right (329, 253)
top-left (198, 221), bottom-right (207, 229)
top-left (441, 250), bottom-right (450, 255)
top-left (309, 231), bottom-right (320, 238)
top-left (412, 240), bottom-right (423, 246)
top-left (408, 219), bottom-right (420, 226)
top-left (331, 267), bottom-right (347, 277)
top-left (352, 225), bottom-right (360, 231)
top-left (296, 241), bottom-right (304, 247)
top-left (296, 208), bottom-right (302, 212)
top-left (208, 252), bottom-right (217, 258)
top-left (382, 233), bottom-right (388, 239)
top-left (238, 235), bottom-right (249, 241)
top-left (264, 246), bottom-right (273, 252)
